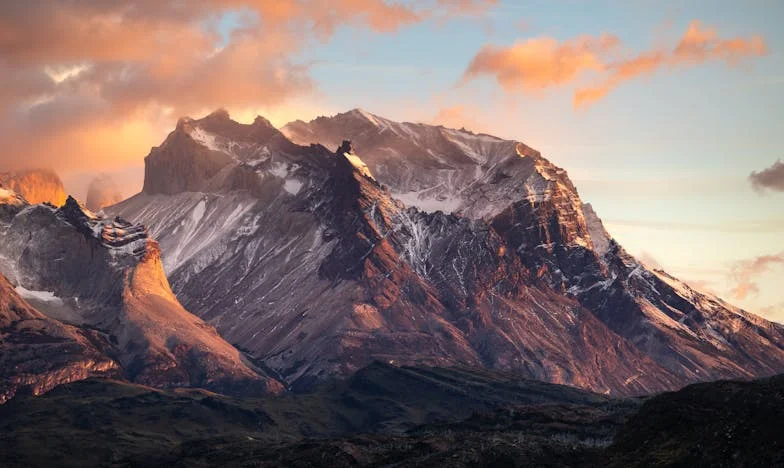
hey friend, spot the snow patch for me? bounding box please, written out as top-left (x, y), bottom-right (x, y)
top-left (284, 179), bottom-right (303, 195)
top-left (269, 162), bottom-right (289, 179)
top-left (344, 152), bottom-right (375, 180)
top-left (191, 199), bottom-right (207, 225)
top-left (188, 126), bottom-right (221, 152)
top-left (391, 190), bottom-right (461, 214)
top-left (15, 285), bottom-right (63, 305)
top-left (245, 146), bottom-right (272, 166)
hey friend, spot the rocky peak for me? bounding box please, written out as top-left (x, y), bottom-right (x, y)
top-left (144, 111), bottom-right (301, 195)
top-left (0, 169), bottom-right (67, 207)
top-left (57, 195), bottom-right (151, 261)
top-left (337, 139), bottom-right (354, 155)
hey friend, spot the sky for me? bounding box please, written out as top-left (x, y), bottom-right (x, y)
top-left (0, 0), bottom-right (782, 321)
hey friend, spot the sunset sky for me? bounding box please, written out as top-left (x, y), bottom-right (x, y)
top-left (1, 0), bottom-right (782, 321)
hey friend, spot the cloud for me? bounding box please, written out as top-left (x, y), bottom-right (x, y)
top-left (575, 21), bottom-right (768, 108)
top-left (462, 34), bottom-right (619, 91)
top-left (682, 278), bottom-right (717, 296)
top-left (729, 253), bottom-right (784, 300)
top-left (0, 0), bottom-right (497, 195)
top-left (430, 105), bottom-right (485, 133)
top-left (637, 251), bottom-right (663, 270)
top-left (86, 173), bottom-right (124, 211)
top-left (749, 160), bottom-right (784, 193)
top-left (758, 303), bottom-right (784, 324)
top-left (461, 21), bottom-right (767, 107)
top-left (436, 0), bottom-right (499, 15)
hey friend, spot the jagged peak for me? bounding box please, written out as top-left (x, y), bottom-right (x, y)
top-left (343, 108), bottom-right (385, 127)
top-left (203, 108), bottom-right (231, 121)
top-left (337, 140), bottom-right (375, 180)
top-left (58, 195), bottom-right (151, 260)
top-left (252, 114), bottom-right (275, 129)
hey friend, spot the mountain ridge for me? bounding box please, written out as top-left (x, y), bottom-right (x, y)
top-left (0, 191), bottom-right (284, 400)
top-left (109, 108), bottom-right (784, 396)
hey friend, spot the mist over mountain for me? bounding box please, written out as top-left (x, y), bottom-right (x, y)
top-left (0, 169), bottom-right (67, 207)
top-left (85, 174), bottom-right (124, 212)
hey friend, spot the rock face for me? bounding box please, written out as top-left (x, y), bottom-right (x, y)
top-left (0, 273), bottom-right (119, 404)
top-left (0, 192), bottom-right (283, 400)
top-left (110, 109), bottom-right (784, 396)
top-left (85, 174), bottom-right (124, 211)
top-left (0, 169), bottom-right (68, 207)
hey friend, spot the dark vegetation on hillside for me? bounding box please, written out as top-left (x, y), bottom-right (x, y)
top-left (1, 363), bottom-right (781, 467)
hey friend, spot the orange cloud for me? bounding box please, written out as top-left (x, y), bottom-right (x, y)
top-left (430, 105), bottom-right (485, 133)
top-left (436, 0), bottom-right (499, 15)
top-left (575, 21), bottom-right (767, 108)
top-left (461, 21), bottom-right (767, 108)
top-left (729, 253), bottom-right (784, 300)
top-left (463, 34), bottom-right (619, 91)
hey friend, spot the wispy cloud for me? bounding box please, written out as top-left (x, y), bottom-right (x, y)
top-left (461, 21), bottom-right (768, 108)
top-left (758, 303), bottom-right (784, 324)
top-left (430, 105), bottom-right (486, 133)
top-left (749, 160), bottom-right (784, 193)
top-left (729, 253), bottom-right (784, 300)
top-left (461, 34), bottom-right (619, 91)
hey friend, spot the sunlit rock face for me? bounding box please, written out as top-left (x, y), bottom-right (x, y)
top-left (0, 169), bottom-right (67, 206)
top-left (0, 193), bottom-right (284, 401)
top-left (109, 109), bottom-right (784, 396)
top-left (0, 272), bottom-right (120, 404)
top-left (85, 174), bottom-right (124, 211)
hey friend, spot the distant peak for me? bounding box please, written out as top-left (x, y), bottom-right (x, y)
top-left (346, 108), bottom-right (382, 126)
top-left (205, 108), bottom-right (231, 120)
top-left (252, 114), bottom-right (275, 129)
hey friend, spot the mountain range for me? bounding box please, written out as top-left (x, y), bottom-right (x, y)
top-left (1, 108), bottom-right (783, 402)
top-left (102, 108), bottom-right (784, 396)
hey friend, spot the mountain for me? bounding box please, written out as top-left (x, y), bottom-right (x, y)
top-left (110, 109), bottom-right (784, 396)
top-left (0, 273), bottom-right (119, 404)
top-left (0, 191), bottom-right (283, 399)
top-left (0, 168), bottom-right (68, 207)
top-left (283, 110), bottom-right (784, 379)
top-left (85, 173), bottom-right (123, 212)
